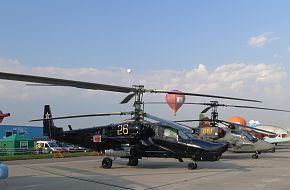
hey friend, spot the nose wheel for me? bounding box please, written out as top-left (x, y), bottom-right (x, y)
top-left (127, 157), bottom-right (139, 166)
top-left (102, 157), bottom-right (113, 169)
top-left (188, 162), bottom-right (197, 170)
top-left (252, 154), bottom-right (259, 159)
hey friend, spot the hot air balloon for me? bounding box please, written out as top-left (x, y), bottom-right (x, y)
top-left (0, 110), bottom-right (10, 123)
top-left (165, 90), bottom-right (185, 115)
top-left (228, 116), bottom-right (247, 126)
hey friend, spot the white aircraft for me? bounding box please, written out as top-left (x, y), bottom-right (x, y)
top-left (252, 125), bottom-right (290, 144)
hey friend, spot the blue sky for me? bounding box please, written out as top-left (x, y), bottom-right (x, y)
top-left (1, 1), bottom-right (290, 71)
top-left (1, 1), bottom-right (290, 127)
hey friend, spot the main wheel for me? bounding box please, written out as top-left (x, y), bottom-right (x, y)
top-left (188, 163), bottom-right (197, 170)
top-left (252, 154), bottom-right (258, 159)
top-left (271, 147), bottom-right (276, 153)
top-left (102, 157), bottom-right (113, 169)
top-left (128, 157), bottom-right (138, 166)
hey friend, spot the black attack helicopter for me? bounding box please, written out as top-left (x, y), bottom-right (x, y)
top-left (0, 71), bottom-right (262, 169)
top-left (174, 101), bottom-right (290, 159)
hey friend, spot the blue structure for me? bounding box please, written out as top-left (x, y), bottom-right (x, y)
top-left (0, 125), bottom-right (47, 140)
top-left (0, 163), bottom-right (8, 179)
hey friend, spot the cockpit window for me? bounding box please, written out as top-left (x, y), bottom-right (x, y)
top-left (243, 132), bottom-right (258, 142)
top-left (157, 124), bottom-right (194, 141)
top-left (164, 128), bottom-right (177, 139)
top-left (231, 130), bottom-right (257, 142)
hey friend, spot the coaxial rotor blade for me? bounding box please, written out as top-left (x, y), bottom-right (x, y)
top-left (174, 119), bottom-right (210, 123)
top-left (201, 106), bottom-right (212, 113)
top-left (145, 102), bottom-right (168, 104)
top-left (184, 102), bottom-right (212, 106)
top-left (183, 101), bottom-right (290, 112)
top-left (26, 84), bottom-right (60, 86)
top-left (147, 102), bottom-right (213, 106)
top-left (0, 72), bottom-right (263, 103)
top-left (146, 102), bottom-right (213, 113)
top-left (219, 120), bottom-right (276, 135)
top-left (145, 102), bottom-right (210, 113)
top-left (0, 71), bottom-right (134, 93)
top-left (145, 102), bottom-right (212, 113)
top-left (218, 104), bottom-right (290, 112)
top-left (30, 111), bottom-right (133, 122)
top-left (147, 89), bottom-right (261, 103)
top-left (120, 93), bottom-right (136, 104)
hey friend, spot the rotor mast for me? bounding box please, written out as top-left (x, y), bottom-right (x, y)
top-left (133, 85), bottom-right (145, 121)
top-left (210, 101), bottom-right (219, 127)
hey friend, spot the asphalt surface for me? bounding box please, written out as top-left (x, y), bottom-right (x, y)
top-left (1, 147), bottom-right (290, 190)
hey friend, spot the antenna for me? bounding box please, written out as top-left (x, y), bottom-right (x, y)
top-left (127, 68), bottom-right (132, 87)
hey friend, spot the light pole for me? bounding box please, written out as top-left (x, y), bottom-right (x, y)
top-left (127, 68), bottom-right (132, 87)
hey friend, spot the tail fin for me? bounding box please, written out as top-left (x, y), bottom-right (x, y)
top-left (43, 105), bottom-right (63, 140)
top-left (199, 113), bottom-right (211, 128)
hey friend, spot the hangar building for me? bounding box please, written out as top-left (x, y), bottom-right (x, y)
top-left (0, 125), bottom-right (47, 140)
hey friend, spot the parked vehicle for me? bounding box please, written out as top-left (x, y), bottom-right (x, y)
top-left (57, 142), bottom-right (88, 152)
top-left (36, 141), bottom-right (63, 154)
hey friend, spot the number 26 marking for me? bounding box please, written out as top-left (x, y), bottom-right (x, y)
top-left (117, 124), bottom-right (129, 135)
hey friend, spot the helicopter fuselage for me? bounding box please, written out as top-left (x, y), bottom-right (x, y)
top-left (198, 127), bottom-right (275, 154)
top-left (54, 120), bottom-right (228, 162)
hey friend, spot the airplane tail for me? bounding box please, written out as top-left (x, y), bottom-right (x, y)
top-left (43, 105), bottom-right (63, 140)
top-left (199, 113), bottom-right (211, 128)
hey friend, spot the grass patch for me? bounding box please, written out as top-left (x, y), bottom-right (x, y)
top-left (0, 152), bottom-right (100, 161)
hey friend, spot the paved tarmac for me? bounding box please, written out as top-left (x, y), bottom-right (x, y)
top-left (1, 147), bottom-right (290, 190)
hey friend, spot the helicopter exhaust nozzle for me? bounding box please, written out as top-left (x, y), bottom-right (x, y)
top-left (218, 127), bottom-right (226, 138)
top-left (104, 149), bottom-right (131, 157)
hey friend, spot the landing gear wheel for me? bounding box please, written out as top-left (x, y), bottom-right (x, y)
top-left (271, 147), bottom-right (276, 153)
top-left (188, 163), bottom-right (197, 170)
top-left (128, 157), bottom-right (138, 166)
top-left (252, 154), bottom-right (259, 159)
top-left (102, 157), bottom-right (113, 169)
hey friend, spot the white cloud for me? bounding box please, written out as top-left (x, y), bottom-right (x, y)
top-left (136, 63), bottom-right (288, 100)
top-left (288, 47), bottom-right (290, 52)
top-left (230, 80), bottom-right (244, 92)
top-left (0, 58), bottom-right (289, 127)
top-left (248, 33), bottom-right (278, 48)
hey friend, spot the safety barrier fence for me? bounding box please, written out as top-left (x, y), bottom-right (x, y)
top-left (0, 148), bottom-right (90, 156)
top-left (0, 148), bottom-right (37, 156)
top-left (0, 149), bottom-right (103, 161)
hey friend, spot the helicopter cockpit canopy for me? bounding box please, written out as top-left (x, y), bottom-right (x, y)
top-left (156, 124), bottom-right (192, 142)
top-left (231, 130), bottom-right (258, 143)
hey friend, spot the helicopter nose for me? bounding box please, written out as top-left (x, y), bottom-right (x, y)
top-left (257, 140), bottom-right (275, 152)
top-left (210, 142), bottom-right (229, 153)
top-left (266, 142), bottom-right (275, 152)
top-left (219, 142), bottom-right (229, 153)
